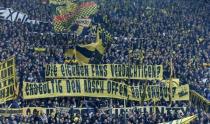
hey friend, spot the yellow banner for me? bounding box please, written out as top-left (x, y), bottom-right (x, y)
top-left (0, 57), bottom-right (17, 102)
top-left (45, 64), bottom-right (163, 80)
top-left (130, 84), bottom-right (189, 101)
top-left (23, 79), bottom-right (189, 101)
top-left (190, 90), bottom-right (210, 112)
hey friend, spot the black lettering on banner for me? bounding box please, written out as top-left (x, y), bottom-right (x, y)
top-left (61, 64), bottom-right (65, 77)
top-left (124, 85), bottom-right (128, 97)
top-left (84, 65), bottom-right (89, 77)
top-left (95, 80), bottom-right (100, 93)
top-left (14, 12), bottom-right (19, 22)
top-left (103, 65), bottom-right (107, 77)
top-left (84, 80), bottom-right (88, 93)
top-left (45, 65), bottom-right (50, 77)
top-left (111, 81), bottom-right (115, 95)
top-left (6, 9), bottom-right (15, 21)
top-left (66, 80), bottom-right (71, 93)
top-left (66, 80), bottom-right (81, 93)
top-left (80, 66), bottom-right (84, 76)
top-left (156, 66), bottom-right (161, 78)
top-left (99, 65), bottom-right (105, 77)
top-left (47, 83), bottom-right (51, 94)
top-left (112, 65), bottom-right (117, 77)
top-left (148, 66), bottom-right (151, 78)
top-left (91, 65), bottom-right (95, 77)
top-left (152, 66), bottom-right (156, 78)
top-left (71, 65), bottom-right (77, 77)
top-left (56, 80), bottom-right (63, 93)
top-left (144, 66), bottom-right (147, 79)
top-left (53, 65), bottom-right (57, 77)
top-left (75, 65), bottom-right (80, 77)
top-left (92, 80), bottom-right (96, 93)
top-left (114, 82), bottom-right (119, 95)
top-left (72, 80), bottom-right (81, 93)
top-left (126, 65), bottom-right (130, 78)
top-left (107, 81), bottom-right (111, 94)
top-left (118, 65), bottom-right (122, 77)
top-left (172, 87), bottom-right (176, 98)
top-left (119, 83), bottom-right (123, 96)
top-left (87, 80), bottom-right (93, 93)
top-left (29, 84), bottom-right (33, 95)
top-left (139, 65), bottom-right (143, 78)
top-left (51, 80), bottom-right (62, 93)
top-left (21, 15), bottom-right (27, 23)
top-left (43, 83), bottom-right (47, 94)
top-left (51, 81), bottom-right (55, 93)
top-left (39, 83), bottom-right (43, 94)
top-left (99, 81), bottom-right (104, 93)
top-left (115, 65), bottom-right (119, 77)
top-left (25, 83), bottom-right (29, 95)
top-left (96, 65), bottom-right (102, 77)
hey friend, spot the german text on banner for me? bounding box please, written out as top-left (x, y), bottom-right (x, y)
top-left (0, 57), bottom-right (17, 102)
top-left (45, 64), bottom-right (163, 80)
top-left (23, 79), bottom-right (189, 102)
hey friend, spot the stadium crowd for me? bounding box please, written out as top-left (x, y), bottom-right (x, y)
top-left (0, 0), bottom-right (209, 123)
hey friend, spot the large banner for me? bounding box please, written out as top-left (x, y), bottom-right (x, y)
top-left (110, 106), bottom-right (187, 116)
top-left (0, 7), bottom-right (41, 24)
top-left (23, 79), bottom-right (189, 101)
top-left (0, 57), bottom-right (17, 102)
top-left (45, 64), bottom-right (163, 80)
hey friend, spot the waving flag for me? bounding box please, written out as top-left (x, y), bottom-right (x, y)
top-left (51, 0), bottom-right (98, 32)
top-left (64, 26), bottom-right (105, 63)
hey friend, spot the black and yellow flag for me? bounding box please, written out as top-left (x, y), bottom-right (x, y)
top-left (64, 26), bottom-right (105, 63)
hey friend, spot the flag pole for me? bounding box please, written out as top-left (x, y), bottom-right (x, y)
top-left (169, 58), bottom-right (173, 105)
